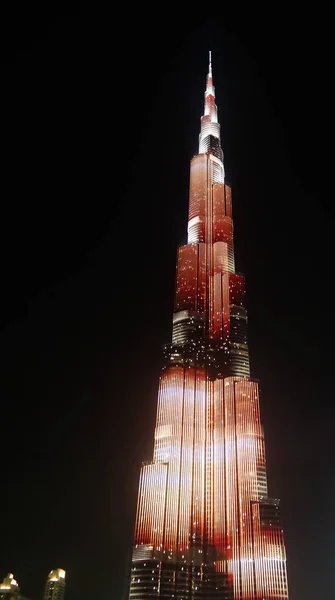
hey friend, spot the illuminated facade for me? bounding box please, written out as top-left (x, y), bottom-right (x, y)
top-left (0, 574), bottom-right (31, 600)
top-left (0, 574), bottom-right (20, 600)
top-left (128, 52), bottom-right (289, 599)
top-left (43, 570), bottom-right (66, 600)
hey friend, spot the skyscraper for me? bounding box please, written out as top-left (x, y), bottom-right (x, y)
top-left (0, 574), bottom-right (31, 600)
top-left (128, 52), bottom-right (289, 599)
top-left (0, 574), bottom-right (20, 600)
top-left (43, 570), bottom-right (66, 600)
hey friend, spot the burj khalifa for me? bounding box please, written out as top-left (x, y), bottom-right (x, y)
top-left (127, 52), bottom-right (289, 600)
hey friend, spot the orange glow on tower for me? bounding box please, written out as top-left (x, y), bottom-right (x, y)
top-left (128, 52), bottom-right (289, 600)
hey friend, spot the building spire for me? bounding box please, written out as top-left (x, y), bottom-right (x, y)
top-left (202, 50), bottom-right (219, 132)
top-left (206, 50), bottom-right (214, 96)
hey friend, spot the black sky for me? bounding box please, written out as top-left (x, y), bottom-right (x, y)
top-left (0, 10), bottom-right (333, 600)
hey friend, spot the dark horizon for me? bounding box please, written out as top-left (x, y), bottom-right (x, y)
top-left (0, 11), bottom-right (333, 600)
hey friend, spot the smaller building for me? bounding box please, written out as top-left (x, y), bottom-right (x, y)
top-left (0, 573), bottom-right (19, 600)
top-left (43, 570), bottom-right (65, 600)
top-left (0, 573), bottom-right (32, 600)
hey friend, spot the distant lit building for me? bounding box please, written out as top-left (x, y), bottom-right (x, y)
top-left (43, 570), bottom-right (66, 600)
top-left (0, 574), bottom-right (19, 600)
top-left (0, 573), bottom-right (31, 600)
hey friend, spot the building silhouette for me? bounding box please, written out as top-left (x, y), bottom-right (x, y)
top-left (0, 574), bottom-right (19, 600)
top-left (43, 570), bottom-right (65, 600)
top-left (127, 52), bottom-right (289, 599)
top-left (0, 573), bottom-right (32, 600)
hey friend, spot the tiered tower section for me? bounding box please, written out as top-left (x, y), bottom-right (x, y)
top-left (128, 52), bottom-right (289, 600)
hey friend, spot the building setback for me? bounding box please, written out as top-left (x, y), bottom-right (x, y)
top-left (0, 573), bottom-right (32, 600)
top-left (127, 52), bottom-right (289, 599)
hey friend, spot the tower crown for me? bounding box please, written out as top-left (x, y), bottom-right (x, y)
top-left (0, 573), bottom-right (19, 591)
top-left (47, 568), bottom-right (66, 582)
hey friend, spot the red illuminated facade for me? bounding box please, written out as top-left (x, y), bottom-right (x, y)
top-left (128, 52), bottom-right (289, 600)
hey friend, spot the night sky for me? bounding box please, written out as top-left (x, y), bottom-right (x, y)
top-left (0, 11), bottom-right (333, 600)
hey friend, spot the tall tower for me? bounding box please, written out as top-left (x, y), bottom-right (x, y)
top-left (43, 569), bottom-right (66, 600)
top-left (128, 53), bottom-right (289, 599)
